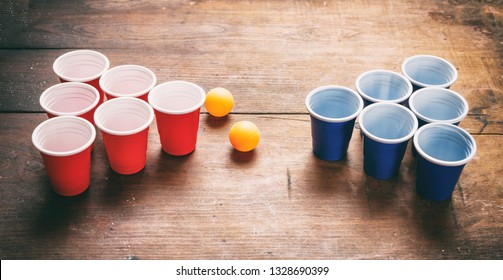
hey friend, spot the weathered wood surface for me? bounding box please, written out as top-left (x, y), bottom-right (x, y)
top-left (0, 0), bottom-right (502, 259)
top-left (0, 114), bottom-right (502, 259)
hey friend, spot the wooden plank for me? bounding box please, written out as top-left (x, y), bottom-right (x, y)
top-left (0, 0), bottom-right (29, 47)
top-left (0, 48), bottom-right (501, 131)
top-left (5, 0), bottom-right (456, 49)
top-left (0, 113), bottom-right (501, 259)
top-left (1, 0), bottom-right (501, 125)
top-left (2, 0), bottom-right (499, 51)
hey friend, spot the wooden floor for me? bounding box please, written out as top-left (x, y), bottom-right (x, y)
top-left (1, 0), bottom-right (502, 259)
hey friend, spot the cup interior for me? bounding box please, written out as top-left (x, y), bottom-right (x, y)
top-left (409, 88), bottom-right (468, 123)
top-left (100, 65), bottom-right (156, 97)
top-left (306, 86), bottom-right (363, 122)
top-left (402, 55), bottom-right (457, 87)
top-left (356, 70), bottom-right (412, 103)
top-left (94, 97), bottom-right (154, 135)
top-left (414, 124), bottom-right (476, 165)
top-left (359, 103), bottom-right (417, 143)
top-left (40, 82), bottom-right (99, 115)
top-left (32, 116), bottom-right (96, 156)
top-left (148, 81), bottom-right (206, 114)
top-left (53, 50), bottom-right (109, 82)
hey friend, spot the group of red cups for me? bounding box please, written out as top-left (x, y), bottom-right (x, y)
top-left (32, 50), bottom-right (206, 196)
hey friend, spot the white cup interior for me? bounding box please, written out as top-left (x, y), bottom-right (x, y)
top-left (32, 116), bottom-right (96, 156)
top-left (53, 50), bottom-right (110, 82)
top-left (402, 55), bottom-right (458, 88)
top-left (414, 123), bottom-right (476, 166)
top-left (356, 70), bottom-right (412, 103)
top-left (40, 82), bottom-right (99, 116)
top-left (305, 86), bottom-right (363, 123)
top-left (94, 97), bottom-right (154, 135)
top-left (359, 103), bottom-right (418, 143)
top-left (409, 88), bottom-right (468, 123)
top-left (148, 81), bottom-right (206, 115)
top-left (99, 65), bottom-right (157, 98)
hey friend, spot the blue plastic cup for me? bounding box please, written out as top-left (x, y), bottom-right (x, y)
top-left (409, 87), bottom-right (468, 128)
top-left (409, 87), bottom-right (469, 156)
top-left (359, 102), bottom-right (418, 179)
top-left (355, 70), bottom-right (413, 107)
top-left (401, 55), bottom-right (458, 92)
top-left (413, 123), bottom-right (477, 201)
top-left (305, 85), bottom-right (364, 161)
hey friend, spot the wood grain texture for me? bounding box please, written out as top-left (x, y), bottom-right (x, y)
top-left (0, 0), bottom-right (502, 259)
top-left (0, 114), bottom-right (502, 259)
top-left (1, 0), bottom-right (502, 134)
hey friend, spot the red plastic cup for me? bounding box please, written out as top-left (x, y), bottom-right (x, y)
top-left (148, 81), bottom-right (206, 156)
top-left (53, 50), bottom-right (110, 104)
top-left (99, 65), bottom-right (157, 102)
top-left (39, 82), bottom-right (100, 125)
top-left (94, 97), bottom-right (155, 174)
top-left (32, 116), bottom-right (96, 196)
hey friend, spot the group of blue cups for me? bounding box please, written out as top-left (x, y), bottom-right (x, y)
top-left (305, 55), bottom-right (477, 201)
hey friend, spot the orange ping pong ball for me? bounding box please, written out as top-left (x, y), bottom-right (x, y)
top-left (229, 121), bottom-right (260, 152)
top-left (205, 87), bottom-right (234, 117)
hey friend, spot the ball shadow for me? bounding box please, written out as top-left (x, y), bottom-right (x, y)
top-left (229, 148), bottom-right (257, 166)
top-left (204, 114), bottom-right (231, 129)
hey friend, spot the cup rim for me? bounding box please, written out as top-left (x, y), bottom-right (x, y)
top-left (409, 87), bottom-right (469, 124)
top-left (413, 123), bottom-right (477, 166)
top-left (94, 97), bottom-right (155, 136)
top-left (32, 116), bottom-right (96, 157)
top-left (39, 82), bottom-right (100, 116)
top-left (355, 69), bottom-right (413, 104)
top-left (99, 64), bottom-right (157, 98)
top-left (305, 85), bottom-right (364, 123)
top-left (148, 80), bottom-right (206, 115)
top-left (53, 50), bottom-right (110, 82)
top-left (401, 54), bottom-right (458, 88)
top-left (358, 102), bottom-right (418, 144)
